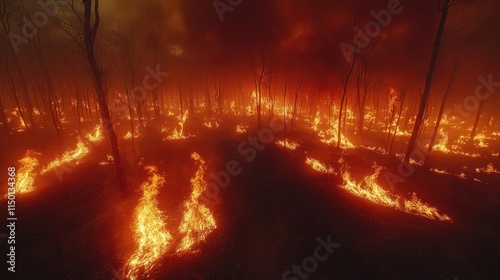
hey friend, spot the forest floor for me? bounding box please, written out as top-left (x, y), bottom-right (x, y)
top-left (1, 117), bottom-right (499, 280)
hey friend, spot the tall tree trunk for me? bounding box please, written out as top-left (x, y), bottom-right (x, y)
top-left (82, 0), bottom-right (127, 194)
top-left (425, 63), bottom-right (457, 165)
top-left (404, 0), bottom-right (450, 163)
top-left (468, 100), bottom-right (485, 145)
top-left (338, 54), bottom-right (357, 148)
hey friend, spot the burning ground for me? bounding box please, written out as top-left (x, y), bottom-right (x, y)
top-left (1, 111), bottom-right (499, 279)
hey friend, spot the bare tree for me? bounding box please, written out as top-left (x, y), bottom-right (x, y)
top-left (248, 40), bottom-right (270, 128)
top-left (404, 0), bottom-right (473, 163)
top-left (337, 15), bottom-right (361, 148)
top-left (425, 63), bottom-right (458, 165)
top-left (81, 0), bottom-right (127, 193)
top-left (354, 53), bottom-right (372, 141)
top-left (0, 0), bottom-right (34, 130)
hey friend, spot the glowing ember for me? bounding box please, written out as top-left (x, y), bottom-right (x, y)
top-left (126, 166), bottom-right (173, 279)
top-left (99, 154), bottom-right (113, 166)
top-left (176, 153), bottom-right (217, 252)
top-left (276, 139), bottom-right (300, 150)
top-left (16, 150), bottom-right (41, 194)
top-left (124, 131), bottom-right (133, 140)
top-left (305, 157), bottom-right (335, 174)
top-left (339, 163), bottom-right (451, 221)
top-left (40, 138), bottom-right (90, 175)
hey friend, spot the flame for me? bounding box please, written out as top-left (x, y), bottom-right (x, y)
top-left (40, 138), bottom-right (90, 175)
top-left (204, 120), bottom-right (220, 129)
top-left (276, 139), bottom-right (300, 150)
top-left (433, 128), bottom-right (450, 153)
top-left (11, 110), bottom-right (27, 132)
top-left (165, 110), bottom-right (193, 140)
top-left (176, 153), bottom-right (217, 252)
top-left (305, 157), bottom-right (335, 174)
top-left (311, 111), bottom-right (321, 131)
top-left (86, 125), bottom-right (104, 143)
top-left (236, 124), bottom-right (248, 134)
top-left (339, 163), bottom-right (451, 221)
top-left (127, 166), bottom-right (173, 279)
top-left (230, 101), bottom-right (237, 114)
top-left (430, 168), bottom-right (452, 175)
top-left (476, 163), bottom-right (500, 174)
top-left (318, 127), bottom-right (355, 149)
top-left (475, 133), bottom-right (489, 148)
top-left (16, 150), bottom-right (41, 194)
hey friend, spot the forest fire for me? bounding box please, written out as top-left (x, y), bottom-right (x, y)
top-left (164, 111), bottom-right (193, 140)
top-left (40, 138), bottom-right (90, 175)
top-left (126, 166), bottom-right (173, 280)
top-left (86, 125), bottom-right (104, 143)
top-left (276, 139), bottom-right (300, 150)
top-left (177, 153), bottom-right (217, 253)
top-left (1, 0), bottom-right (499, 279)
top-left (305, 157), bottom-right (335, 174)
top-left (15, 150), bottom-right (40, 194)
top-left (476, 163), bottom-right (500, 174)
top-left (339, 162), bottom-right (451, 221)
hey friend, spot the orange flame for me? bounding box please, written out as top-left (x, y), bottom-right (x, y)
top-left (86, 125), bottom-right (104, 143)
top-left (305, 157), bottom-right (335, 174)
top-left (339, 162), bottom-right (451, 221)
top-left (476, 163), bottom-right (500, 174)
top-left (127, 166), bottom-right (173, 279)
top-left (165, 110), bottom-right (193, 140)
top-left (176, 153), bottom-right (217, 252)
top-left (40, 138), bottom-right (90, 175)
top-left (236, 124), bottom-right (248, 134)
top-left (16, 150), bottom-right (41, 194)
top-left (276, 139), bottom-right (300, 150)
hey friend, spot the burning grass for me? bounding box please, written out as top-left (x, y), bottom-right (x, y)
top-left (176, 152), bottom-right (217, 252)
top-left (276, 139), bottom-right (300, 150)
top-left (305, 157), bottom-right (335, 174)
top-left (126, 166), bottom-right (173, 279)
top-left (16, 150), bottom-right (41, 194)
top-left (339, 161), bottom-right (451, 221)
top-left (40, 138), bottom-right (90, 175)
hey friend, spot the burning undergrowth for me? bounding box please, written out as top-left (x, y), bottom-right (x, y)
top-left (123, 151), bottom-right (217, 279)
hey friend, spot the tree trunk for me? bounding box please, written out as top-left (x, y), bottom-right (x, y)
top-left (82, 0), bottom-right (127, 194)
top-left (425, 63), bottom-right (457, 165)
top-left (404, 0), bottom-right (450, 163)
top-left (468, 100), bottom-right (485, 145)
